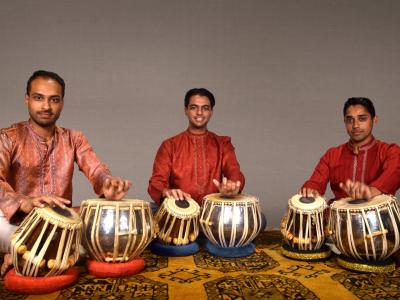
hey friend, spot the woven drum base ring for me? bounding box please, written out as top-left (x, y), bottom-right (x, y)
top-left (150, 240), bottom-right (200, 256)
top-left (205, 240), bottom-right (256, 258)
top-left (281, 244), bottom-right (331, 261)
top-left (86, 258), bottom-right (145, 278)
top-left (336, 255), bottom-right (396, 273)
top-left (4, 267), bottom-right (79, 294)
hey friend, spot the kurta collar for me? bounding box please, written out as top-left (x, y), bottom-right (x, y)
top-left (347, 136), bottom-right (377, 154)
top-left (27, 119), bottom-right (64, 142)
top-left (185, 129), bottom-right (209, 137)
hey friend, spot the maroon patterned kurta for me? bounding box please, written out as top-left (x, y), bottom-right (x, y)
top-left (0, 120), bottom-right (112, 221)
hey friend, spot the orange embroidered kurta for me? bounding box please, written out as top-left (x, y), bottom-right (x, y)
top-left (302, 138), bottom-right (400, 201)
top-left (0, 121), bottom-right (112, 221)
top-left (148, 130), bottom-right (245, 205)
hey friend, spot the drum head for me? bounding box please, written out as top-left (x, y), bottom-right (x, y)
top-left (81, 198), bottom-right (151, 210)
top-left (331, 194), bottom-right (394, 210)
top-left (163, 197), bottom-right (200, 218)
top-left (36, 206), bottom-right (82, 229)
top-left (289, 194), bottom-right (326, 211)
top-left (203, 193), bottom-right (259, 204)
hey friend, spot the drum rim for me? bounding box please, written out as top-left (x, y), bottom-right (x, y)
top-left (288, 194), bottom-right (326, 211)
top-left (162, 197), bottom-right (200, 217)
top-left (81, 198), bottom-right (151, 208)
top-left (203, 193), bottom-right (259, 204)
top-left (330, 194), bottom-right (397, 210)
top-left (35, 206), bottom-right (82, 228)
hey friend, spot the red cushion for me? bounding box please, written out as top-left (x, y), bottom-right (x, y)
top-left (86, 258), bottom-right (145, 278)
top-left (4, 267), bottom-right (79, 294)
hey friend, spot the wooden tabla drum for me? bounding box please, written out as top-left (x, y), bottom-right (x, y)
top-left (200, 193), bottom-right (262, 257)
top-left (11, 206), bottom-right (82, 277)
top-left (280, 194), bottom-right (330, 260)
top-left (154, 197), bottom-right (200, 246)
top-left (329, 194), bottom-right (400, 272)
top-left (80, 199), bottom-right (155, 263)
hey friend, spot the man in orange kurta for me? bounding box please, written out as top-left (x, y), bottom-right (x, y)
top-left (148, 88), bottom-right (245, 206)
top-left (0, 70), bottom-right (132, 274)
top-left (300, 97), bottom-right (400, 202)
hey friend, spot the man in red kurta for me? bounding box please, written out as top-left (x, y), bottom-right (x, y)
top-left (148, 88), bottom-right (245, 205)
top-left (301, 97), bottom-right (400, 202)
top-left (0, 70), bottom-right (132, 274)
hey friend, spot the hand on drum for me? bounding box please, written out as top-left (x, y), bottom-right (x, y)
top-left (162, 188), bottom-right (191, 201)
top-left (102, 177), bottom-right (132, 201)
top-left (213, 177), bottom-right (241, 197)
top-left (19, 195), bottom-right (71, 213)
top-left (339, 179), bottom-right (377, 200)
top-left (299, 187), bottom-right (320, 198)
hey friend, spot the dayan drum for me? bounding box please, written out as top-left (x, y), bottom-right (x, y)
top-left (329, 194), bottom-right (400, 272)
top-left (80, 199), bottom-right (155, 263)
top-left (280, 194), bottom-right (330, 260)
top-left (200, 193), bottom-right (262, 256)
top-left (154, 197), bottom-right (200, 246)
top-left (11, 206), bottom-right (82, 277)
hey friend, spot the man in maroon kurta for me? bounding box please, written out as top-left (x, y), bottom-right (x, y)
top-left (0, 70), bottom-right (132, 274)
top-left (301, 97), bottom-right (400, 202)
top-left (148, 88), bottom-right (245, 205)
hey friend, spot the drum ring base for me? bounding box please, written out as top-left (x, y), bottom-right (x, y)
top-left (150, 240), bottom-right (200, 256)
top-left (337, 255), bottom-right (396, 273)
top-left (281, 244), bottom-right (331, 261)
top-left (205, 241), bottom-right (256, 258)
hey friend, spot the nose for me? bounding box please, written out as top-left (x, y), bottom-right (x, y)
top-left (42, 99), bottom-right (51, 110)
top-left (196, 107), bottom-right (203, 115)
top-left (353, 119), bottom-right (359, 128)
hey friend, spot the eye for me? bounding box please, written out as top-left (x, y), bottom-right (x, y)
top-left (358, 116), bottom-right (368, 122)
top-left (202, 106), bottom-right (210, 111)
top-left (32, 95), bottom-right (43, 101)
top-left (345, 117), bottom-right (353, 124)
top-left (50, 97), bottom-right (61, 103)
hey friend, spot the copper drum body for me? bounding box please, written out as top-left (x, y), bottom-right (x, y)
top-left (329, 194), bottom-right (400, 261)
top-left (200, 193), bottom-right (262, 248)
top-left (11, 206), bottom-right (82, 276)
top-left (80, 199), bottom-right (155, 263)
top-left (154, 197), bottom-right (200, 245)
top-left (281, 195), bottom-right (327, 251)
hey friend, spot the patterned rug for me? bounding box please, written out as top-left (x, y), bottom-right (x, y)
top-left (1, 231), bottom-right (400, 299)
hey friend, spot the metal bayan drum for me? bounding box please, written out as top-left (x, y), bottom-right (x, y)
top-left (330, 194), bottom-right (400, 272)
top-left (80, 199), bottom-right (155, 263)
top-left (11, 206), bottom-right (82, 276)
top-left (280, 194), bottom-right (330, 260)
top-left (200, 193), bottom-right (262, 256)
top-left (154, 197), bottom-right (200, 246)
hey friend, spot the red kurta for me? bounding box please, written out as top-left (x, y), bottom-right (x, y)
top-left (148, 130), bottom-right (245, 205)
top-left (0, 121), bottom-right (112, 221)
top-left (302, 138), bottom-right (400, 201)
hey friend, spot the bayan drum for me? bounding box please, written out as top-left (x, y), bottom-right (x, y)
top-left (200, 193), bottom-right (262, 257)
top-left (11, 206), bottom-right (82, 277)
top-left (154, 197), bottom-right (200, 246)
top-left (280, 194), bottom-right (330, 260)
top-left (329, 194), bottom-right (400, 272)
top-left (80, 199), bottom-right (155, 263)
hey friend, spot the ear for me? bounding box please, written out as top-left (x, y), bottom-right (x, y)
top-left (24, 94), bottom-right (29, 105)
top-left (373, 115), bottom-right (378, 125)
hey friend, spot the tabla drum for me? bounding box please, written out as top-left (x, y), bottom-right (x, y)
top-left (280, 194), bottom-right (331, 260)
top-left (200, 193), bottom-right (262, 257)
top-left (10, 206), bottom-right (82, 277)
top-left (80, 199), bottom-right (155, 263)
top-left (154, 197), bottom-right (200, 246)
top-left (330, 194), bottom-right (400, 272)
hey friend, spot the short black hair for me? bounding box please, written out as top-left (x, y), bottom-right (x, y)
top-left (184, 88), bottom-right (215, 108)
top-left (343, 97), bottom-right (375, 118)
top-left (26, 70), bottom-right (65, 97)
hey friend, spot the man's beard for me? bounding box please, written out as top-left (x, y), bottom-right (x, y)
top-left (29, 111), bottom-right (60, 128)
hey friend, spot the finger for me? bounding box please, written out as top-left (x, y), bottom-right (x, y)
top-left (171, 189), bottom-right (179, 200)
top-left (164, 190), bottom-right (172, 198)
top-left (104, 178), bottom-right (112, 189)
top-left (123, 180), bottom-right (132, 192)
top-left (226, 180), bottom-right (233, 192)
top-left (183, 192), bottom-right (192, 200)
top-left (177, 189), bottom-right (185, 200)
top-left (213, 179), bottom-right (220, 188)
top-left (364, 186), bottom-right (372, 200)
